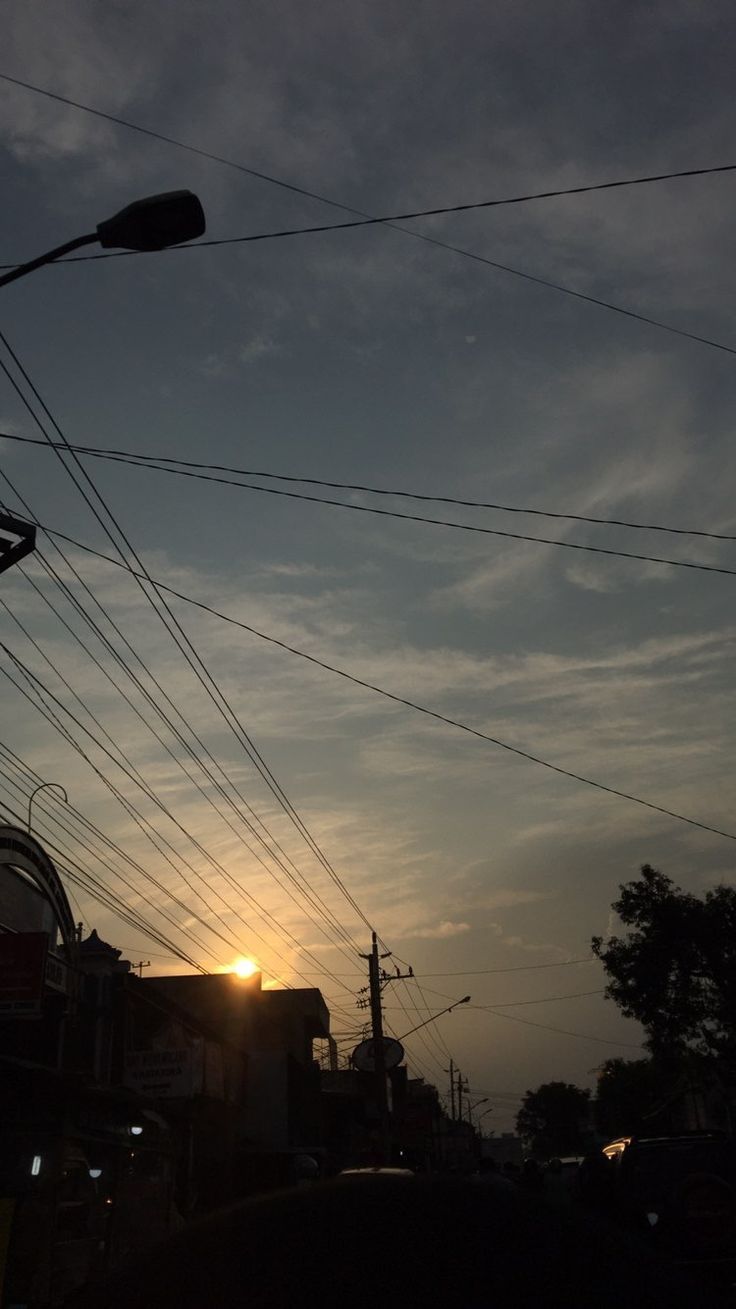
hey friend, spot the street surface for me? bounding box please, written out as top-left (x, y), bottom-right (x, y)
top-left (69, 1173), bottom-right (718, 1309)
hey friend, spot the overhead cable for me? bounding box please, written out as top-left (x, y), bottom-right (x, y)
top-left (384, 987), bottom-right (605, 1009)
top-left (19, 523), bottom-right (736, 845)
top-left (418, 982), bottom-right (642, 1049)
top-left (6, 433), bottom-right (733, 544)
top-left (0, 546), bottom-right (361, 968)
top-left (14, 440), bottom-right (733, 577)
top-left (2, 70), bottom-right (735, 234)
top-left (1, 74), bottom-right (735, 357)
top-left (0, 609), bottom-right (358, 993)
top-left (0, 338), bottom-right (374, 945)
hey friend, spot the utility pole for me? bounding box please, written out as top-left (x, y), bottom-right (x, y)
top-left (360, 931), bottom-right (392, 1163)
top-left (132, 960), bottom-right (151, 978)
top-left (457, 1073), bottom-right (468, 1123)
top-left (447, 1059), bottom-right (456, 1121)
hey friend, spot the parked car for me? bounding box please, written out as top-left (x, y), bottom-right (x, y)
top-left (339, 1167), bottom-right (414, 1177)
top-left (601, 1133), bottom-right (736, 1263)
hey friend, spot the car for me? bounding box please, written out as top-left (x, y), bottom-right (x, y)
top-left (338, 1167), bottom-right (414, 1177)
top-left (600, 1133), bottom-right (736, 1263)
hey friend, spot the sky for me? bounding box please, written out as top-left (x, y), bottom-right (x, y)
top-left (1, 0), bottom-right (736, 1131)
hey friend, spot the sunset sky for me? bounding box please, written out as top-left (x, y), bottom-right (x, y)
top-left (2, 0), bottom-right (736, 1130)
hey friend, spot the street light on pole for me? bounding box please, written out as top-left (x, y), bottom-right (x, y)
top-left (0, 190), bottom-right (206, 291)
top-left (396, 995), bottom-right (471, 1042)
top-left (0, 189), bottom-right (205, 577)
top-left (466, 1096), bottom-right (488, 1126)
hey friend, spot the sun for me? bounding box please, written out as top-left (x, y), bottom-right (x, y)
top-left (231, 957), bottom-right (258, 979)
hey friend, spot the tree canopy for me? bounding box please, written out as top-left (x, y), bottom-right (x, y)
top-left (591, 864), bottom-right (736, 1070)
top-left (515, 1081), bottom-right (590, 1159)
top-left (594, 1058), bottom-right (675, 1139)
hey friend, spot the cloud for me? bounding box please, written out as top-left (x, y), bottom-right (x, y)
top-left (400, 920), bottom-right (471, 940)
top-left (239, 332), bottom-right (280, 366)
top-left (4, 0), bottom-right (736, 1102)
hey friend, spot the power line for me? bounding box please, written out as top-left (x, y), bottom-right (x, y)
top-left (0, 741), bottom-right (361, 1022)
top-left (474, 1007), bottom-right (642, 1049)
top-left (21, 523), bottom-right (736, 846)
top-left (2, 74), bottom-right (735, 358)
top-left (0, 336), bottom-right (374, 948)
top-left (0, 777), bottom-right (211, 972)
top-left (14, 439), bottom-right (733, 578)
top-left (0, 528), bottom-right (366, 1011)
top-left (0, 548), bottom-right (361, 968)
top-left (1, 514), bottom-right (363, 970)
top-left (413, 959), bottom-right (597, 976)
top-left (260, 957), bottom-right (597, 977)
top-left (418, 982), bottom-right (642, 1049)
top-left (0, 663), bottom-right (266, 963)
top-left (6, 433), bottom-right (733, 544)
top-left (8, 181), bottom-right (736, 264)
top-left (383, 988), bottom-right (605, 1010)
top-left (2, 70), bottom-right (735, 232)
top-left (0, 648), bottom-right (360, 1008)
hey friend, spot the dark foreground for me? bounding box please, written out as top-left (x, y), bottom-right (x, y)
top-left (68, 1173), bottom-right (728, 1309)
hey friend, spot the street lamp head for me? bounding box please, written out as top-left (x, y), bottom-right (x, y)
top-left (96, 190), bottom-right (206, 252)
top-left (460, 995), bottom-right (471, 1005)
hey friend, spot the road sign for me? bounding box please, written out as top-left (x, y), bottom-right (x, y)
top-left (352, 1036), bottom-right (404, 1073)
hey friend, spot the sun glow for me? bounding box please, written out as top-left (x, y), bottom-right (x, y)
top-left (231, 957), bottom-right (258, 979)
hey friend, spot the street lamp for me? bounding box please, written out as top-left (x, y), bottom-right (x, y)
top-left (0, 190), bottom-right (206, 290)
top-left (466, 1096), bottom-right (488, 1125)
top-left (396, 995), bottom-right (471, 1042)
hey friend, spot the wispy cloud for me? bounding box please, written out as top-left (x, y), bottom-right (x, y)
top-left (399, 920), bottom-right (471, 940)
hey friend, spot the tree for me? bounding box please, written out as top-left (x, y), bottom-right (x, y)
top-left (515, 1081), bottom-right (590, 1159)
top-left (594, 1057), bottom-right (677, 1138)
top-left (592, 865), bottom-right (736, 1070)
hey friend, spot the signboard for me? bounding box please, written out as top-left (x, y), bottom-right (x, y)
top-left (44, 952), bottom-right (68, 994)
top-left (0, 931), bottom-right (48, 1016)
top-left (352, 1036), bottom-right (404, 1073)
top-left (124, 1045), bottom-right (203, 1098)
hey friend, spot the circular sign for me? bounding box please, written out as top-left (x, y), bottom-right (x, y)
top-left (352, 1037), bottom-right (404, 1072)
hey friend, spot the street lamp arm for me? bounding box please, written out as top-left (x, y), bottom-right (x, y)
top-left (0, 233), bottom-right (96, 290)
top-left (28, 781), bottom-right (68, 834)
top-left (0, 190), bottom-right (205, 292)
top-left (396, 995), bottom-right (470, 1041)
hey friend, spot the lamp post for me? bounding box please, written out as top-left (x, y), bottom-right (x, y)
top-left (28, 781), bottom-right (67, 835)
top-left (0, 190), bottom-right (205, 576)
top-left (466, 1096), bottom-right (488, 1126)
top-left (396, 995), bottom-right (471, 1043)
top-left (0, 190), bottom-right (206, 290)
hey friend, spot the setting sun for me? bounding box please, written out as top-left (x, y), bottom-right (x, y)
top-left (231, 957), bottom-right (258, 979)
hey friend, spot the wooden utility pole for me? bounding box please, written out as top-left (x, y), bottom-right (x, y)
top-left (447, 1059), bottom-right (457, 1120)
top-left (360, 931), bottom-right (391, 1163)
top-left (457, 1072), bottom-right (468, 1123)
